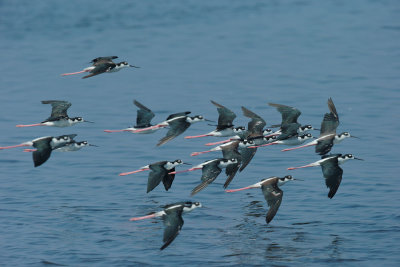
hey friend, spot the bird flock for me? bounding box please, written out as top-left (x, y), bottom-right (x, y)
top-left (0, 56), bottom-right (362, 250)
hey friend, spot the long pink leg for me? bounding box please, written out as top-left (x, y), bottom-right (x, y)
top-left (204, 139), bottom-right (232, 146)
top-left (61, 70), bottom-right (88, 76)
top-left (282, 143), bottom-right (315, 152)
top-left (134, 124), bottom-right (166, 133)
top-left (287, 164), bottom-right (315, 170)
top-left (23, 149), bottom-right (37, 152)
top-left (169, 167), bottom-right (202, 175)
top-left (191, 150), bottom-right (213, 156)
top-left (130, 213), bottom-right (157, 221)
top-left (0, 144), bottom-right (30, 150)
top-left (225, 186), bottom-right (255, 193)
top-left (119, 168), bottom-right (150, 176)
top-left (16, 123), bottom-right (44, 127)
top-left (104, 129), bottom-right (132, 133)
top-left (185, 134), bottom-right (211, 139)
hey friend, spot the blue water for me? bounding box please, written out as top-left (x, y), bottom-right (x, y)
top-left (1, 0), bottom-right (399, 265)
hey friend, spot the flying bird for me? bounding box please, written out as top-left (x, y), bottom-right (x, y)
top-left (104, 100), bottom-right (159, 134)
top-left (226, 175), bottom-right (298, 223)
top-left (119, 159), bottom-right (189, 193)
top-left (16, 100), bottom-right (93, 128)
top-left (130, 201), bottom-right (202, 250)
top-left (288, 153), bottom-right (363, 198)
top-left (61, 56), bottom-right (139, 79)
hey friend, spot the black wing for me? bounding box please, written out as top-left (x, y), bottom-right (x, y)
top-left (321, 157), bottom-right (343, 198)
top-left (261, 180), bottom-right (283, 224)
top-left (147, 163), bottom-right (167, 193)
top-left (32, 138), bottom-right (53, 167)
top-left (166, 111), bottom-right (191, 120)
top-left (241, 107), bottom-right (266, 135)
top-left (161, 207), bottom-right (184, 250)
top-left (221, 141), bottom-right (242, 188)
top-left (157, 118), bottom-right (191, 146)
top-left (41, 100), bottom-right (71, 120)
top-left (211, 100), bottom-right (236, 130)
top-left (133, 100), bottom-right (155, 128)
top-left (269, 103), bottom-right (301, 124)
top-left (191, 161), bottom-right (222, 196)
top-left (163, 168), bottom-right (176, 191)
top-left (90, 56), bottom-right (118, 64)
top-left (239, 146), bottom-right (257, 172)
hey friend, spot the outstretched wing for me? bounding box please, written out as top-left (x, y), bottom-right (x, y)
top-left (261, 181), bottom-right (283, 224)
top-left (321, 157), bottom-right (343, 199)
top-left (191, 162), bottom-right (222, 195)
top-left (157, 118), bottom-right (190, 146)
top-left (90, 56), bottom-right (118, 64)
top-left (161, 208), bottom-right (184, 250)
top-left (147, 163), bottom-right (167, 193)
top-left (41, 100), bottom-right (71, 119)
top-left (32, 138), bottom-right (53, 167)
top-left (211, 100), bottom-right (236, 130)
top-left (242, 107), bottom-right (266, 135)
top-left (269, 103), bottom-right (301, 124)
top-left (133, 100), bottom-right (155, 128)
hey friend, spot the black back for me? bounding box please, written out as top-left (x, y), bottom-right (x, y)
top-left (41, 100), bottom-right (71, 120)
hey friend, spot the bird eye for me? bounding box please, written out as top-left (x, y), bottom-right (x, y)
top-left (199, 116), bottom-right (203, 119)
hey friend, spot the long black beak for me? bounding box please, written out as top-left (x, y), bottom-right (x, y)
top-left (84, 120), bottom-right (94, 123)
top-left (182, 162), bottom-right (192, 165)
top-left (204, 119), bottom-right (215, 122)
top-left (313, 128), bottom-right (320, 131)
top-left (293, 178), bottom-right (304, 181)
top-left (350, 136), bottom-right (360, 139)
top-left (89, 144), bottom-right (98, 147)
top-left (354, 157), bottom-right (364, 161)
top-left (130, 65), bottom-right (140, 68)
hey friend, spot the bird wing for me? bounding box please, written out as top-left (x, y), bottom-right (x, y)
top-left (157, 118), bottom-right (191, 146)
top-left (41, 100), bottom-right (71, 119)
top-left (269, 103), bottom-right (301, 124)
top-left (315, 138), bottom-right (334, 155)
top-left (166, 111), bottom-right (191, 120)
top-left (161, 207), bottom-right (184, 250)
top-left (162, 167), bottom-right (176, 191)
top-left (261, 180), bottom-right (283, 223)
top-left (191, 161), bottom-right (222, 195)
top-left (90, 56), bottom-right (118, 64)
top-left (238, 146), bottom-right (257, 172)
top-left (320, 98), bottom-right (339, 136)
top-left (321, 157), bottom-right (343, 198)
top-left (32, 138), bottom-right (53, 167)
top-left (133, 100), bottom-right (155, 128)
top-left (147, 163), bottom-right (167, 193)
top-left (221, 142), bottom-right (242, 188)
top-left (211, 100), bottom-right (236, 130)
top-left (241, 107), bottom-right (266, 135)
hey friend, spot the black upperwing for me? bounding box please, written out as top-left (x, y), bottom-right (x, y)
top-left (161, 206), bottom-right (184, 250)
top-left (133, 100), bottom-right (155, 128)
top-left (211, 100), bottom-right (236, 130)
top-left (41, 100), bottom-right (71, 120)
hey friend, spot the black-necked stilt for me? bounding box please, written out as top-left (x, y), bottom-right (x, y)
top-left (282, 98), bottom-right (358, 153)
top-left (0, 134), bottom-right (77, 167)
top-left (226, 175), bottom-right (298, 223)
top-left (53, 140), bottom-right (98, 152)
top-left (130, 201), bottom-right (202, 250)
top-left (104, 100), bottom-right (159, 134)
top-left (134, 111), bottom-right (211, 146)
top-left (288, 153), bottom-right (363, 198)
top-left (185, 100), bottom-right (245, 139)
top-left (249, 133), bottom-right (314, 149)
top-left (119, 159), bottom-right (189, 193)
top-left (268, 103), bottom-right (316, 140)
top-left (61, 56), bottom-right (139, 79)
top-left (16, 100), bottom-right (93, 128)
top-left (169, 158), bottom-right (237, 195)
